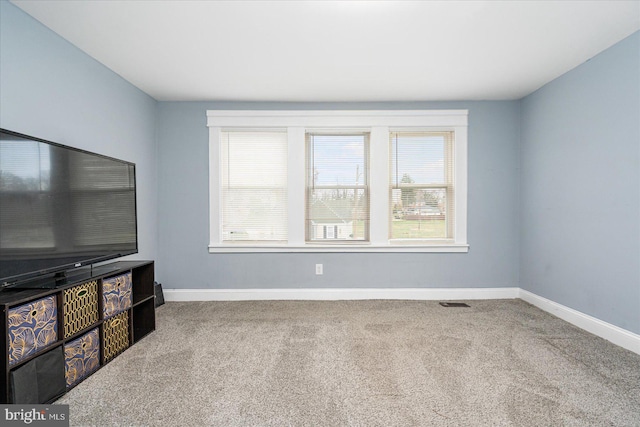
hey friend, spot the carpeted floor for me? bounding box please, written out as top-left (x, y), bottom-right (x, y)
top-left (57, 299), bottom-right (640, 426)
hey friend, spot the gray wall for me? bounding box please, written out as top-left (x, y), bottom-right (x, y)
top-left (0, 1), bottom-right (159, 262)
top-left (156, 101), bottom-right (520, 289)
top-left (520, 32), bottom-right (640, 334)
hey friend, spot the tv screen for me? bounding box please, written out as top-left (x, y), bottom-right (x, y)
top-left (0, 129), bottom-right (138, 287)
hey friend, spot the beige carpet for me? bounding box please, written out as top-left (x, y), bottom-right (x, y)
top-left (58, 299), bottom-right (640, 426)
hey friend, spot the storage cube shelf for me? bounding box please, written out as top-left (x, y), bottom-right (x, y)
top-left (63, 280), bottom-right (99, 339)
top-left (0, 261), bottom-right (155, 404)
top-left (103, 272), bottom-right (132, 319)
top-left (64, 328), bottom-right (100, 388)
top-left (10, 346), bottom-right (66, 404)
top-left (8, 295), bottom-right (58, 366)
top-left (103, 311), bottom-right (130, 363)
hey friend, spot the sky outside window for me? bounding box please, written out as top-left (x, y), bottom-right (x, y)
top-left (391, 133), bottom-right (445, 185)
top-left (309, 134), bottom-right (367, 187)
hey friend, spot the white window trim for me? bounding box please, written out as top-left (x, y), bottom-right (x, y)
top-left (207, 110), bottom-right (468, 253)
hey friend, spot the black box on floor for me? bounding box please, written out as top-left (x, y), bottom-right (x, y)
top-left (154, 282), bottom-right (165, 307)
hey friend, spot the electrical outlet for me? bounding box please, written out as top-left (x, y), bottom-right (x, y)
top-left (315, 264), bottom-right (323, 275)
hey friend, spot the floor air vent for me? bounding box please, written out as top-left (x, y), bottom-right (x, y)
top-left (439, 302), bottom-right (470, 308)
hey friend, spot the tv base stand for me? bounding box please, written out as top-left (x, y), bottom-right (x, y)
top-left (0, 260), bottom-right (155, 403)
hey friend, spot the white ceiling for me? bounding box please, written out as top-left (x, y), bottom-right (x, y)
top-left (10, 0), bottom-right (640, 102)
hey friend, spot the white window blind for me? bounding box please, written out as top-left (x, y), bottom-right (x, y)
top-left (221, 131), bottom-right (288, 242)
top-left (306, 133), bottom-right (369, 242)
top-left (390, 132), bottom-right (454, 240)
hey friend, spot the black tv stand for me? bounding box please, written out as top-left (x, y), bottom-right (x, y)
top-left (0, 260), bottom-right (156, 403)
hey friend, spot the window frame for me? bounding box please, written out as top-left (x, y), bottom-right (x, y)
top-left (207, 110), bottom-right (468, 253)
top-left (389, 131), bottom-right (455, 243)
top-left (306, 132), bottom-right (371, 243)
top-left (219, 130), bottom-right (289, 244)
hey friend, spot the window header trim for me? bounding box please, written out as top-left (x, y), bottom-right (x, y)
top-left (207, 110), bottom-right (468, 128)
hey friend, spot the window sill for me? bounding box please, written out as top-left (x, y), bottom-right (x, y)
top-left (208, 244), bottom-right (469, 253)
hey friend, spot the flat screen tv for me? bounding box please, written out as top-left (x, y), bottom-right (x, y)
top-left (0, 129), bottom-right (138, 288)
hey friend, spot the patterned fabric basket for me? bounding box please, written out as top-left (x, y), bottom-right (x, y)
top-left (64, 328), bottom-right (100, 388)
top-left (8, 295), bottom-right (58, 366)
top-left (103, 311), bottom-right (130, 363)
top-left (103, 272), bottom-right (132, 318)
top-left (63, 281), bottom-right (99, 339)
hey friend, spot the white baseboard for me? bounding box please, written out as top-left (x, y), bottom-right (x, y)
top-left (161, 287), bottom-right (639, 355)
top-left (164, 287), bottom-right (520, 302)
top-left (519, 289), bottom-right (640, 355)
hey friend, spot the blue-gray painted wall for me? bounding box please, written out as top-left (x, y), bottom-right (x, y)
top-left (0, 1), bottom-right (159, 263)
top-left (156, 101), bottom-right (521, 289)
top-left (520, 31), bottom-right (640, 334)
